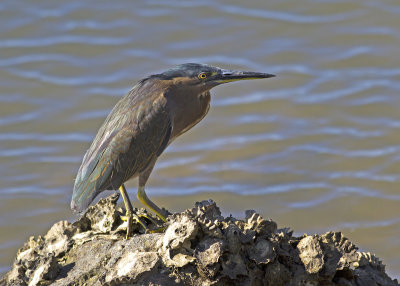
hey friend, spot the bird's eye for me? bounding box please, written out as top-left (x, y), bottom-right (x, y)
top-left (198, 72), bottom-right (207, 79)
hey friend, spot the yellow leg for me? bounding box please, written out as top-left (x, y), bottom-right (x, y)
top-left (137, 186), bottom-right (167, 222)
top-left (119, 184), bottom-right (134, 213)
top-left (119, 184), bottom-right (147, 238)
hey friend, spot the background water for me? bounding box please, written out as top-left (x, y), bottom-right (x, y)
top-left (1, 0), bottom-right (400, 278)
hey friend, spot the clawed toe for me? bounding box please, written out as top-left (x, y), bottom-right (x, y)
top-left (121, 211), bottom-right (147, 238)
top-left (120, 210), bottom-right (167, 238)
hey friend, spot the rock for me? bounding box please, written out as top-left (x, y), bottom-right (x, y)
top-left (297, 235), bottom-right (324, 274)
top-left (1, 193), bottom-right (398, 286)
top-left (160, 212), bottom-right (198, 268)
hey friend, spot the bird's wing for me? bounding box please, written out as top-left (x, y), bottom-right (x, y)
top-left (71, 91), bottom-right (171, 212)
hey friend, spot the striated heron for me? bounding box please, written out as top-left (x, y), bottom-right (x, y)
top-left (71, 63), bottom-right (275, 237)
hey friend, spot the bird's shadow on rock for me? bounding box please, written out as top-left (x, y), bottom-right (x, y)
top-left (57, 262), bottom-right (75, 279)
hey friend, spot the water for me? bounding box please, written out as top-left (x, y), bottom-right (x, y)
top-left (1, 0), bottom-right (400, 278)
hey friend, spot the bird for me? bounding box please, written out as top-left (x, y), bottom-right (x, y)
top-left (71, 63), bottom-right (275, 237)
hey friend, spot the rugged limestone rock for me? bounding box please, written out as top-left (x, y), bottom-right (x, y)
top-left (1, 193), bottom-right (398, 286)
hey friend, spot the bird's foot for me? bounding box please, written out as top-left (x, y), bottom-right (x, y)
top-left (135, 209), bottom-right (168, 233)
top-left (120, 211), bottom-right (147, 239)
top-left (120, 210), bottom-right (167, 237)
top-left (148, 225), bottom-right (167, 233)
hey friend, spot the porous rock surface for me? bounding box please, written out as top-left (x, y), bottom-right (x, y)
top-left (1, 193), bottom-right (398, 286)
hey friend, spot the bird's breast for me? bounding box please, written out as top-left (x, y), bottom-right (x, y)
top-left (169, 91), bottom-right (211, 140)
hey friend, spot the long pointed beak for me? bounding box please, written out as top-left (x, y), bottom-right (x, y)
top-left (214, 69), bottom-right (276, 84)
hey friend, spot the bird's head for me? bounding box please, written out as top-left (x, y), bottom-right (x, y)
top-left (156, 63), bottom-right (275, 92)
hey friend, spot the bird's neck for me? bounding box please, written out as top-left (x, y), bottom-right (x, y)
top-left (167, 90), bottom-right (211, 139)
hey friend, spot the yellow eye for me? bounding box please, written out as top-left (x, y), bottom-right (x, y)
top-left (198, 72), bottom-right (207, 79)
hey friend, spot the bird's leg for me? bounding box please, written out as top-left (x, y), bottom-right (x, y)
top-left (138, 164), bottom-right (169, 223)
top-left (137, 186), bottom-right (167, 222)
top-left (119, 184), bottom-right (147, 238)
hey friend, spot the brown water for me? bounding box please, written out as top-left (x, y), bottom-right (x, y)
top-left (1, 0), bottom-right (400, 278)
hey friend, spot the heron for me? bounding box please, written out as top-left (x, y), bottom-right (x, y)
top-left (71, 63), bottom-right (275, 237)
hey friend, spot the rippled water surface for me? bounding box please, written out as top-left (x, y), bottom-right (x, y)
top-left (1, 0), bottom-right (400, 278)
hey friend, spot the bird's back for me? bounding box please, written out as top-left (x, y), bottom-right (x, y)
top-left (71, 78), bottom-right (171, 212)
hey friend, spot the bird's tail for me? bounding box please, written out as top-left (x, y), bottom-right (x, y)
top-left (71, 170), bottom-right (102, 213)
